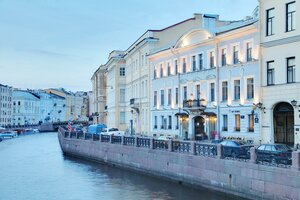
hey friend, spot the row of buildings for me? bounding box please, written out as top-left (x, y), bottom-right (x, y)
top-left (0, 86), bottom-right (92, 127)
top-left (91, 0), bottom-right (300, 147)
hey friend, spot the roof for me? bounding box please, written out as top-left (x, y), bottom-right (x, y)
top-left (13, 90), bottom-right (40, 100)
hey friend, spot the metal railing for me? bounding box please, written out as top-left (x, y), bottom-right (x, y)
top-left (101, 135), bottom-right (110, 143)
top-left (112, 136), bottom-right (122, 144)
top-left (124, 136), bottom-right (135, 146)
top-left (153, 139), bottom-right (168, 150)
top-left (195, 143), bottom-right (217, 157)
top-left (173, 141), bottom-right (191, 153)
top-left (137, 137), bottom-right (150, 148)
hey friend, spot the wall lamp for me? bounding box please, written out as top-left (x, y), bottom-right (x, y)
top-left (291, 99), bottom-right (298, 107)
top-left (253, 102), bottom-right (266, 113)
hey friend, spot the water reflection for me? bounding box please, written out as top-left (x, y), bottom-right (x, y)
top-left (0, 133), bottom-right (247, 200)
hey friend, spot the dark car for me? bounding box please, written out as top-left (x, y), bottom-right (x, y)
top-left (220, 140), bottom-right (253, 159)
top-left (256, 144), bottom-right (292, 165)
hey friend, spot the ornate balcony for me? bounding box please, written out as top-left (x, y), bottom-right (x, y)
top-left (183, 99), bottom-right (206, 111)
top-left (130, 98), bottom-right (139, 113)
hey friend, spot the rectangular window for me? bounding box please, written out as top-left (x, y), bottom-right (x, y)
top-left (154, 68), bottom-right (157, 79)
top-left (120, 112), bottom-right (125, 124)
top-left (192, 56), bottom-right (196, 71)
top-left (154, 91), bottom-right (157, 106)
top-left (196, 84), bottom-right (201, 99)
top-left (266, 8), bottom-right (275, 36)
top-left (168, 89), bottom-right (172, 105)
top-left (221, 49), bottom-right (227, 66)
top-left (161, 116), bottom-right (164, 129)
top-left (210, 83), bottom-right (215, 102)
top-left (183, 86), bottom-right (187, 100)
top-left (167, 63), bottom-right (171, 76)
top-left (267, 61), bottom-right (275, 85)
top-left (233, 46), bottom-right (239, 64)
top-left (120, 67), bottom-right (126, 76)
top-left (210, 52), bottom-right (215, 68)
top-left (120, 89), bottom-right (125, 103)
top-left (182, 58), bottom-right (186, 73)
top-left (235, 114), bottom-right (241, 132)
top-left (222, 81), bottom-right (228, 102)
top-left (160, 90), bottom-right (164, 106)
top-left (248, 114), bottom-right (254, 132)
top-left (287, 57), bottom-right (296, 83)
top-left (222, 115), bottom-right (228, 131)
top-left (286, 2), bottom-right (296, 32)
top-left (154, 116), bottom-right (157, 129)
top-left (198, 54), bottom-right (203, 70)
top-left (246, 42), bottom-right (253, 62)
top-left (234, 80), bottom-right (240, 100)
top-left (175, 88), bottom-right (179, 105)
top-left (160, 64), bottom-right (164, 77)
top-left (175, 60), bottom-right (178, 75)
top-left (247, 78), bottom-right (254, 99)
top-left (168, 116), bottom-right (172, 129)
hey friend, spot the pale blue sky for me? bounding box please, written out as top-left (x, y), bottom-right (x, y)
top-left (0, 0), bottom-right (258, 91)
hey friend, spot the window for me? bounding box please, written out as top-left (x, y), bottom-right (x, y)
top-left (210, 52), bottom-right (215, 68)
top-left (248, 114), bottom-right (254, 132)
top-left (168, 116), bottom-right (172, 129)
top-left (154, 116), bottom-right (157, 129)
top-left (120, 67), bottom-right (125, 76)
top-left (154, 68), bottom-right (157, 79)
top-left (198, 54), bottom-right (203, 70)
top-left (167, 63), bottom-right (171, 76)
top-left (120, 89), bottom-right (125, 103)
top-left (175, 60), bottom-right (178, 75)
top-left (222, 81), bottom-right (228, 101)
top-left (175, 88), bottom-right (179, 105)
top-left (266, 8), bottom-right (275, 36)
top-left (183, 86), bottom-right (187, 100)
top-left (235, 114), bottom-right (240, 132)
top-left (154, 91), bottom-right (157, 106)
top-left (182, 58), bottom-right (186, 73)
top-left (160, 90), bottom-right (164, 106)
top-left (287, 57), bottom-right (295, 83)
top-left (234, 80), bottom-right (240, 100)
top-left (247, 78), bottom-right (254, 99)
top-left (192, 56), bottom-right (196, 71)
top-left (161, 116), bottom-right (164, 129)
top-left (120, 112), bottom-right (125, 124)
top-left (246, 42), bottom-right (253, 62)
top-left (267, 61), bottom-right (275, 85)
top-left (168, 89), bottom-right (172, 105)
top-left (196, 84), bottom-right (201, 99)
top-left (160, 64), bottom-right (164, 77)
top-left (222, 115), bottom-right (228, 131)
top-left (286, 2), bottom-right (296, 32)
top-left (233, 46), bottom-right (239, 64)
top-left (221, 49), bottom-right (227, 66)
top-left (210, 83), bottom-right (215, 102)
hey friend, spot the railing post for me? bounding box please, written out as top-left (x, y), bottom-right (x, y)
top-left (292, 151), bottom-right (300, 171)
top-left (250, 147), bottom-right (257, 163)
top-left (150, 138), bottom-right (154, 149)
top-left (168, 139), bottom-right (173, 152)
top-left (216, 144), bottom-right (223, 159)
top-left (190, 141), bottom-right (196, 155)
top-left (110, 135), bottom-right (113, 143)
top-left (99, 134), bottom-right (102, 142)
top-left (83, 132), bottom-right (86, 140)
top-left (69, 131), bottom-right (72, 138)
top-left (121, 136), bottom-right (124, 145)
top-left (75, 131), bottom-right (78, 139)
top-left (135, 136), bottom-right (138, 147)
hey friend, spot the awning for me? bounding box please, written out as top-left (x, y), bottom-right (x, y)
top-left (175, 112), bottom-right (189, 117)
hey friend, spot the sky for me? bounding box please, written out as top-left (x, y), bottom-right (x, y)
top-left (0, 0), bottom-right (258, 92)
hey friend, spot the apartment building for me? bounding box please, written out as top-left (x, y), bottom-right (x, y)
top-left (0, 84), bottom-right (13, 127)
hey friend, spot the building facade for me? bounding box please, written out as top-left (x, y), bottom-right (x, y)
top-left (260, 0), bottom-right (300, 147)
top-left (12, 90), bottom-right (40, 126)
top-left (91, 65), bottom-right (107, 124)
top-left (0, 84), bottom-right (13, 127)
top-left (149, 15), bottom-right (260, 143)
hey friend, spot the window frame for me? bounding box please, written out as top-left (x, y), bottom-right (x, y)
top-left (266, 8), bottom-right (275, 36)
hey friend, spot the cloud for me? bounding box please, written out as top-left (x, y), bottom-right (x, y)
top-left (16, 48), bottom-right (74, 58)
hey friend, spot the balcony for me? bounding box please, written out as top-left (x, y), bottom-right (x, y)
top-left (183, 99), bottom-right (206, 111)
top-left (130, 98), bottom-right (139, 113)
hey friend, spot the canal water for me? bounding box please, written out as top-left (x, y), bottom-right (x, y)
top-left (0, 133), bottom-right (247, 200)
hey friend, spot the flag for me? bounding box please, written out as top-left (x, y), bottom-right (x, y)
top-left (68, 121), bottom-right (72, 132)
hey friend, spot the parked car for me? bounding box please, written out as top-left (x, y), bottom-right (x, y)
top-left (220, 140), bottom-right (253, 159)
top-left (256, 144), bottom-right (292, 165)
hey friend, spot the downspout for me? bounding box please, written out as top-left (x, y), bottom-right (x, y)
top-left (215, 37), bottom-right (221, 139)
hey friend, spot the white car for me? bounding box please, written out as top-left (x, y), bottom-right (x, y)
top-left (101, 128), bottom-right (125, 136)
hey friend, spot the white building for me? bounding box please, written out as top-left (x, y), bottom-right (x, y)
top-left (149, 13), bottom-right (261, 143)
top-left (36, 90), bottom-right (66, 123)
top-left (0, 84), bottom-right (13, 127)
top-left (12, 90), bottom-right (40, 126)
top-left (259, 0), bottom-right (300, 147)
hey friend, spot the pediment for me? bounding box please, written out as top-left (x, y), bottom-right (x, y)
top-left (175, 29), bottom-right (212, 49)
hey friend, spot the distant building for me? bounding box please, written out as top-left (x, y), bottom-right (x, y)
top-left (0, 84), bottom-right (13, 127)
top-left (87, 91), bottom-right (94, 119)
top-left (12, 90), bottom-right (40, 126)
top-left (91, 65), bottom-right (107, 124)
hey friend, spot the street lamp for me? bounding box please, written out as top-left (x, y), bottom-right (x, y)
top-left (291, 99), bottom-right (298, 107)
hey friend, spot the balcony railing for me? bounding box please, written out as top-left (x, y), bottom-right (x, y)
top-left (183, 99), bottom-right (205, 110)
top-left (130, 98), bottom-right (139, 109)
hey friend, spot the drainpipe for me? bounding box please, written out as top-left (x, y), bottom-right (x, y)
top-left (215, 38), bottom-right (221, 139)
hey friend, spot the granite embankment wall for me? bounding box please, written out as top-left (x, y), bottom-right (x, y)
top-left (58, 130), bottom-right (300, 200)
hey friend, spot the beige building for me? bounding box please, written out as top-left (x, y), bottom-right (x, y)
top-left (259, 0), bottom-right (300, 147)
top-left (91, 65), bottom-right (107, 124)
top-left (0, 84), bottom-right (13, 127)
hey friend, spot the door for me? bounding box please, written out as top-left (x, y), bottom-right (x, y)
top-left (194, 116), bottom-right (205, 140)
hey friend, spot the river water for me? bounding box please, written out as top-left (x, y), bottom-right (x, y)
top-left (0, 133), bottom-right (246, 200)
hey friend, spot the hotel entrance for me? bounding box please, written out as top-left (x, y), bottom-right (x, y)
top-left (273, 102), bottom-right (294, 146)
